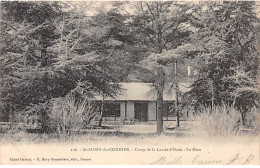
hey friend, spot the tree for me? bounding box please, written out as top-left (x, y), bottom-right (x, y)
top-left (1, 1), bottom-right (63, 122)
top-left (172, 1), bottom-right (259, 124)
top-left (125, 1), bottom-right (191, 133)
top-left (0, 2), bottom-right (124, 130)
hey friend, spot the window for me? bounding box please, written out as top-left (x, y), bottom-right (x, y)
top-left (103, 102), bottom-right (120, 117)
top-left (163, 102), bottom-right (174, 117)
top-left (162, 103), bottom-right (168, 117)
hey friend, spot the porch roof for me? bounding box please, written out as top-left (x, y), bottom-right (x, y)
top-left (95, 82), bottom-right (191, 101)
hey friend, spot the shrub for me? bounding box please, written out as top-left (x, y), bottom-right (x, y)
top-left (49, 93), bottom-right (99, 140)
top-left (244, 107), bottom-right (260, 134)
top-left (197, 105), bottom-right (240, 138)
top-left (121, 117), bottom-right (137, 125)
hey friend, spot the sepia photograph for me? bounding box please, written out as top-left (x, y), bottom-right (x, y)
top-left (0, 0), bottom-right (259, 165)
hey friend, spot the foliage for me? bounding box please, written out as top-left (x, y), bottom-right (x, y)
top-left (197, 105), bottom-right (240, 138)
top-left (0, 1), bottom-right (123, 126)
top-left (175, 1), bottom-right (259, 114)
top-left (1, 1), bottom-right (64, 121)
top-left (243, 107), bottom-right (260, 134)
top-left (0, 1), bottom-right (259, 135)
top-left (49, 93), bottom-right (98, 140)
top-left (123, 1), bottom-right (193, 133)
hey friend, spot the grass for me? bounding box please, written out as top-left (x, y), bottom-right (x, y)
top-left (0, 121), bottom-right (258, 146)
top-left (1, 107), bottom-right (259, 165)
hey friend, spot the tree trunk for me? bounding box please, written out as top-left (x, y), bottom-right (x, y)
top-left (156, 67), bottom-right (165, 134)
top-left (175, 61), bottom-right (180, 127)
top-left (98, 104), bottom-right (103, 127)
top-left (42, 72), bottom-right (51, 133)
top-left (98, 94), bottom-right (104, 127)
top-left (241, 111), bottom-right (246, 126)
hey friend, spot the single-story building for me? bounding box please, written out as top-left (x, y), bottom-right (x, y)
top-left (95, 82), bottom-right (192, 122)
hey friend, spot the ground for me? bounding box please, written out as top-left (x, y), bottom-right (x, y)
top-left (0, 121), bottom-right (257, 145)
top-left (1, 121), bottom-right (259, 165)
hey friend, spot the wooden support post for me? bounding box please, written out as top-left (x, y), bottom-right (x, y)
top-left (175, 60), bottom-right (180, 127)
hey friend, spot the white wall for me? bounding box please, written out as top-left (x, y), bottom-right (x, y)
top-left (126, 102), bottom-right (135, 119)
top-left (120, 102), bottom-right (126, 118)
top-left (148, 101), bottom-right (156, 120)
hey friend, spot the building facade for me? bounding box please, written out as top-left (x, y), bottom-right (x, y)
top-left (95, 83), bottom-right (192, 122)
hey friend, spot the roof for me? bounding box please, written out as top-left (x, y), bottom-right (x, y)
top-left (95, 82), bottom-right (191, 101)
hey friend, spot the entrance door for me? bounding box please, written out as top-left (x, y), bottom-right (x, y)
top-left (134, 102), bottom-right (148, 122)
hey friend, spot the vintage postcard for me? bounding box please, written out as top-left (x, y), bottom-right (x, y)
top-left (0, 0), bottom-right (259, 165)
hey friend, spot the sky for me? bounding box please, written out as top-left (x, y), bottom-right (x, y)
top-left (60, 1), bottom-right (260, 18)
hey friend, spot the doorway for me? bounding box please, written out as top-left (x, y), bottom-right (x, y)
top-left (134, 102), bottom-right (148, 122)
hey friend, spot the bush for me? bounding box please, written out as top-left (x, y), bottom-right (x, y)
top-left (197, 105), bottom-right (240, 138)
top-left (244, 107), bottom-right (260, 134)
top-left (49, 93), bottom-right (99, 140)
